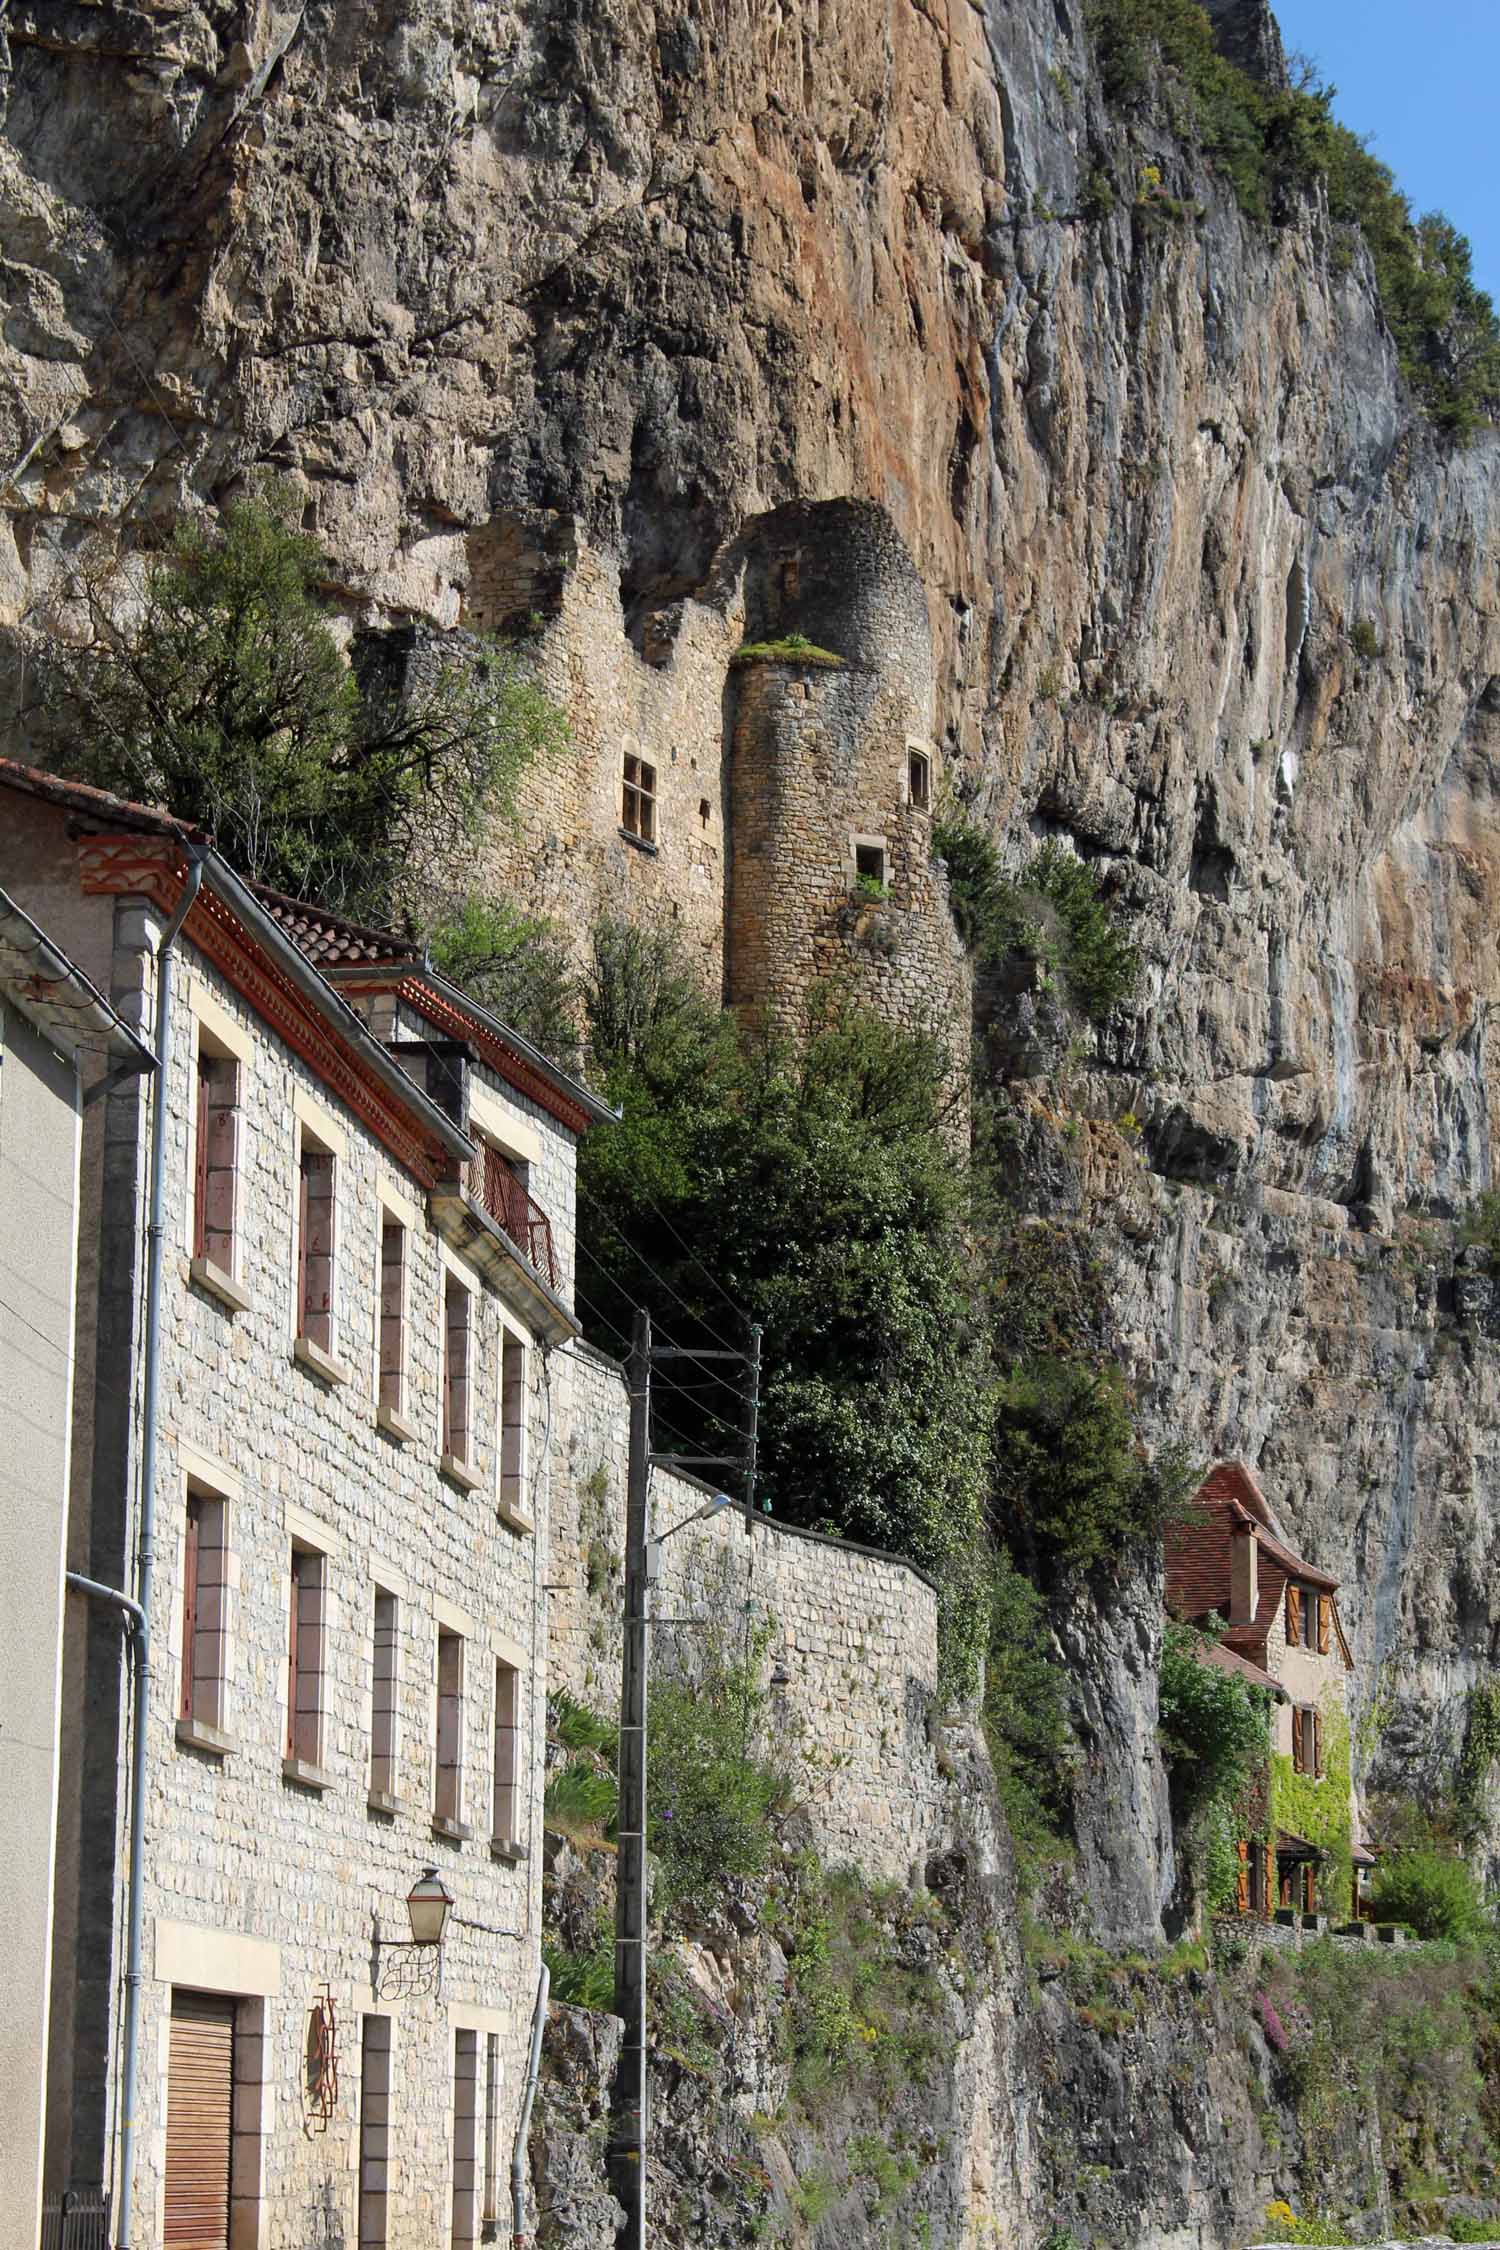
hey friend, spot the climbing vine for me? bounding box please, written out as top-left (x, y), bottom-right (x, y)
top-left (1270, 1702), bottom-right (1354, 1916)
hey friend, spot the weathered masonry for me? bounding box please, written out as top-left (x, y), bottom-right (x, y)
top-left (0, 760), bottom-right (610, 2249)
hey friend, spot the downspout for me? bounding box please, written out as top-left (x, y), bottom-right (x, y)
top-left (510, 1963), bottom-right (550, 2247)
top-left (114, 853), bottom-right (203, 2250)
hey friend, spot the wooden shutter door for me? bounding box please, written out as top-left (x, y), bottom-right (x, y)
top-left (1291, 1706), bottom-right (1304, 1771)
top-left (1285, 1585), bottom-right (1302, 1643)
top-left (1317, 1597), bottom-right (1331, 1654)
top-left (165, 1993), bottom-right (235, 2248)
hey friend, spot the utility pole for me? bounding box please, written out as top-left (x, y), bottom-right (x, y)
top-left (612, 1307), bottom-right (652, 2248)
top-left (612, 1310), bottom-right (764, 2249)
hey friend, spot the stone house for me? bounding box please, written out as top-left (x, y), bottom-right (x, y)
top-left (0, 758), bottom-right (609, 2248)
top-left (1167, 1461), bottom-right (1362, 1922)
top-left (0, 886), bottom-right (154, 2247)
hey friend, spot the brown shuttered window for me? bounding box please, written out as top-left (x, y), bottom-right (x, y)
top-left (1285, 1584), bottom-right (1302, 1644)
top-left (1317, 1596), bottom-right (1331, 1655)
top-left (443, 1277), bottom-right (472, 1465)
top-left (1291, 1705), bottom-right (1305, 1772)
top-left (165, 1993), bottom-right (235, 2248)
top-left (195, 1052), bottom-right (240, 1271)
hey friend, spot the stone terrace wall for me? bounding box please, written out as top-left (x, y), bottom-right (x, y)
top-left (552, 1342), bottom-right (946, 1884)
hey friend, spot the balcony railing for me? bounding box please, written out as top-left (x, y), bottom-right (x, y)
top-left (41, 2191), bottom-right (110, 2250)
top-left (470, 1144), bottom-right (557, 1291)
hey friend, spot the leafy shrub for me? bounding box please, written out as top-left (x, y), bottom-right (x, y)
top-left (1460, 1190), bottom-right (1500, 1257)
top-left (1449, 2222), bottom-right (1500, 2243)
top-left (1258, 2203), bottom-right (1355, 2245)
top-left (990, 1357), bottom-right (1191, 1575)
top-left (543, 1760), bottom-right (618, 1839)
top-left (549, 1691), bottom-right (616, 1760)
top-left (543, 1930), bottom-right (615, 2010)
top-left (1371, 1844), bottom-right (1491, 1941)
top-left (48, 490), bottom-right (565, 917)
top-left (983, 1550), bottom-right (1073, 1875)
top-left (648, 1633), bottom-right (786, 1911)
top-left (579, 928), bottom-right (989, 1686)
top-left (1085, 0), bottom-right (1500, 437)
top-left (933, 818), bottom-right (1139, 1021)
top-left (732, 631), bottom-right (843, 667)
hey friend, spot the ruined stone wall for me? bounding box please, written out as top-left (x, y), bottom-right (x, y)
top-left (552, 1341), bottom-right (946, 1883)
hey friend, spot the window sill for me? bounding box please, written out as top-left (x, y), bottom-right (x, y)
top-left (490, 1837), bottom-right (528, 1865)
top-left (176, 1715), bottom-right (237, 1759)
top-left (431, 1814), bottom-right (473, 1844)
top-left (376, 1401), bottom-right (417, 1445)
top-left (440, 1451), bottom-right (482, 1493)
top-left (496, 1494), bottom-right (535, 1535)
top-left (282, 1754), bottom-right (334, 1792)
top-left (190, 1256), bottom-right (252, 1315)
top-left (367, 1789), bottom-right (405, 1819)
top-left (618, 826), bottom-right (659, 856)
top-left (293, 1334), bottom-right (350, 1388)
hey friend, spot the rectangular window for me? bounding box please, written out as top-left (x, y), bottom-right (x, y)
top-left (179, 1488), bottom-right (229, 1735)
top-left (194, 1048), bottom-right (240, 1275)
top-left (378, 1218), bottom-right (408, 1425)
top-left (853, 841), bottom-right (886, 890)
top-left (622, 753), bottom-right (657, 844)
top-left (908, 747), bottom-right (932, 809)
top-left (297, 1137), bottom-right (337, 1356)
top-left (286, 1544), bottom-right (327, 1773)
top-left (435, 1628), bottom-right (466, 1829)
top-left (451, 2029), bottom-right (479, 2248)
top-left (492, 1659), bottom-right (520, 1850)
top-left (442, 1276), bottom-right (472, 1468)
top-left (499, 1329), bottom-right (527, 1527)
top-left (358, 2016), bottom-right (392, 2250)
top-left (370, 1589), bottom-right (400, 1804)
top-left (1292, 1704), bottom-right (1320, 1777)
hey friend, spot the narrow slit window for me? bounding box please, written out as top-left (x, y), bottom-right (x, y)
top-left (451, 2028), bottom-right (479, 2248)
top-left (622, 753), bottom-right (657, 844)
top-left (499, 1329), bottom-right (527, 1526)
top-left (194, 1047), bottom-right (240, 1274)
top-left (436, 1628), bottom-right (465, 1828)
top-left (286, 1544), bottom-right (327, 1771)
top-left (378, 1218), bottom-right (407, 1423)
top-left (370, 1589), bottom-right (399, 1802)
top-left (298, 1137), bottom-right (337, 1355)
top-left (492, 1659), bottom-right (520, 1850)
top-left (908, 748), bottom-right (932, 809)
top-left (358, 2016), bottom-right (392, 2249)
top-left (442, 1276), bottom-right (472, 1466)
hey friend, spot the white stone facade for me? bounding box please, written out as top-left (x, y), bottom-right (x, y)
top-left (130, 940), bottom-right (572, 2247)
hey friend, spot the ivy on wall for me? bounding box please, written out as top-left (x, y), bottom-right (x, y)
top-left (1271, 1701), bottom-right (1354, 1915)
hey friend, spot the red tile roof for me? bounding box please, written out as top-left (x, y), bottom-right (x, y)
top-left (0, 754), bottom-right (199, 839)
top-left (249, 881), bottom-right (420, 967)
top-left (1187, 1639), bottom-right (1288, 1701)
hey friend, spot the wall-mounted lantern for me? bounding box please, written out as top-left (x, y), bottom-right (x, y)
top-left (374, 1865), bottom-right (455, 1998)
top-left (405, 1866), bottom-right (454, 1946)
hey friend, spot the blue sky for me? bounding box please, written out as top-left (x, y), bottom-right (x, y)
top-left (1270, 0), bottom-right (1500, 306)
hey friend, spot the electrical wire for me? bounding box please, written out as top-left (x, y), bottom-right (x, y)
top-left (575, 1179), bottom-right (747, 1366)
top-left (572, 1228), bottom-right (748, 1412)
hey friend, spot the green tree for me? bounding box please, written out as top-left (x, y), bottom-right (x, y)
top-left (990, 1357), bottom-right (1189, 1577)
top-left (49, 491), bottom-right (565, 919)
top-left (578, 924), bottom-right (989, 1680)
top-left (1372, 1845), bottom-right (1492, 1942)
top-left (423, 894), bottom-right (581, 1071)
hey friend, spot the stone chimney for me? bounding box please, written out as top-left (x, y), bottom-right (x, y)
top-left (1229, 1522), bottom-right (1259, 1627)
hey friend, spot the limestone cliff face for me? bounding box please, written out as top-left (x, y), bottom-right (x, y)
top-left (5, 1), bottom-right (1500, 2234)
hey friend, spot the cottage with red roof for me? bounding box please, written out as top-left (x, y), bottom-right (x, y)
top-left (1167, 1462), bottom-right (1367, 1923)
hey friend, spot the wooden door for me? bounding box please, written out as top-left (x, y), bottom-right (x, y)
top-left (164, 1993), bottom-right (235, 2248)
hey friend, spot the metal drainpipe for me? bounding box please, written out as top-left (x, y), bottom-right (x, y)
top-left (112, 854), bottom-right (203, 2250)
top-left (510, 1963), bottom-right (550, 2246)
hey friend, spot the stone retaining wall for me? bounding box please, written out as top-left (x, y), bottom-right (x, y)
top-left (551, 1341), bottom-right (946, 1883)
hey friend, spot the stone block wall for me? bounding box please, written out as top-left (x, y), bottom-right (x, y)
top-left (551, 1343), bottom-right (946, 1884)
top-left (131, 940), bottom-right (552, 2247)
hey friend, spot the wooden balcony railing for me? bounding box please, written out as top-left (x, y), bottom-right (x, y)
top-left (470, 1143), bottom-right (557, 1291)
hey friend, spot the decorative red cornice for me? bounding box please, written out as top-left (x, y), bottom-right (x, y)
top-left (77, 838), bottom-right (450, 1189)
top-left (334, 967), bottom-right (596, 1138)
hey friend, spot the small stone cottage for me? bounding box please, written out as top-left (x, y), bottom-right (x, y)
top-left (1167, 1462), bottom-right (1367, 1921)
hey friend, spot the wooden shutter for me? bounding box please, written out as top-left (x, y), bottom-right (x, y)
top-left (1285, 1584), bottom-right (1302, 1644)
top-left (181, 1501), bottom-right (201, 1720)
top-left (1235, 1840), bottom-right (1250, 1914)
top-left (193, 1060), bottom-right (211, 1260)
top-left (164, 1993), bottom-right (235, 2248)
top-left (1291, 1706), bottom-right (1304, 1771)
top-left (1313, 1710), bottom-right (1325, 1778)
top-left (1317, 1596), bottom-right (1331, 1655)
